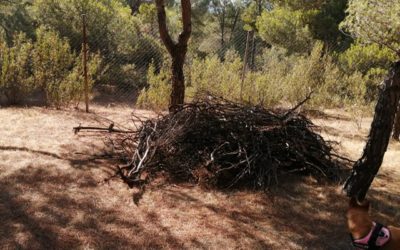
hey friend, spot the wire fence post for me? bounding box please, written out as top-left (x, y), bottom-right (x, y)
top-left (240, 30), bottom-right (251, 102)
top-left (82, 14), bottom-right (89, 113)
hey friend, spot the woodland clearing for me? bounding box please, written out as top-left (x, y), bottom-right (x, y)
top-left (0, 106), bottom-right (399, 249)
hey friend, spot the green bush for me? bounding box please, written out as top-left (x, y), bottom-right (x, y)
top-left (63, 51), bottom-right (102, 107)
top-left (31, 0), bottom-right (164, 93)
top-left (282, 42), bottom-right (325, 104)
top-left (313, 59), bottom-right (366, 107)
top-left (338, 42), bottom-right (395, 101)
top-left (32, 27), bottom-right (75, 107)
top-left (256, 7), bottom-right (315, 54)
top-left (32, 26), bottom-right (101, 108)
top-left (338, 42), bottom-right (395, 75)
top-left (188, 50), bottom-right (243, 100)
top-left (0, 33), bottom-right (34, 104)
top-left (136, 62), bottom-right (171, 110)
top-left (135, 43), bottom-right (375, 112)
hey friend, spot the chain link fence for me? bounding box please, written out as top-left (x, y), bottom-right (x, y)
top-left (81, 18), bottom-right (252, 108)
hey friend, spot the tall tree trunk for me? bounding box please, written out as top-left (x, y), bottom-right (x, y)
top-left (156, 0), bottom-right (191, 112)
top-left (344, 61), bottom-right (400, 201)
top-left (220, 8), bottom-right (225, 46)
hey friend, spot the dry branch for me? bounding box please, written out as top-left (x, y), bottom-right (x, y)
top-left (73, 123), bottom-right (135, 134)
top-left (112, 95), bottom-right (347, 190)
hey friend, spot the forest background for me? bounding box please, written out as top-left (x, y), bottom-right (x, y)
top-left (1, 0), bottom-right (398, 113)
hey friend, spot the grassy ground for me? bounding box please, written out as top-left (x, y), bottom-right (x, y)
top-left (0, 105), bottom-right (399, 249)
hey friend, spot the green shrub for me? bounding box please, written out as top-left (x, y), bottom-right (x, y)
top-left (256, 7), bottom-right (315, 54)
top-left (314, 59), bottom-right (366, 107)
top-left (31, 0), bottom-right (164, 93)
top-left (136, 43), bottom-right (374, 111)
top-left (188, 50), bottom-right (243, 101)
top-left (282, 42), bottom-right (325, 104)
top-left (136, 62), bottom-right (171, 110)
top-left (63, 51), bottom-right (102, 107)
top-left (338, 42), bottom-right (395, 101)
top-left (338, 42), bottom-right (395, 75)
top-left (32, 27), bottom-right (75, 107)
top-left (32, 27), bottom-right (101, 108)
top-left (0, 33), bottom-right (34, 104)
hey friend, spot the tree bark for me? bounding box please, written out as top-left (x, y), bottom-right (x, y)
top-left (344, 61), bottom-right (400, 201)
top-left (155, 0), bottom-right (191, 111)
top-left (170, 51), bottom-right (186, 108)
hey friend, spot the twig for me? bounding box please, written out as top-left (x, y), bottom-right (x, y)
top-left (283, 91), bottom-right (314, 120)
top-left (109, 93), bottom-right (343, 191)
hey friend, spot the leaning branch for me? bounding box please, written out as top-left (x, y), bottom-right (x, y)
top-left (282, 91), bottom-right (313, 120)
top-left (155, 0), bottom-right (175, 55)
top-left (177, 0), bottom-right (192, 45)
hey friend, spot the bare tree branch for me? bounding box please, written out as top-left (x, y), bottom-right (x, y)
top-left (155, 0), bottom-right (175, 55)
top-left (178, 0), bottom-right (192, 45)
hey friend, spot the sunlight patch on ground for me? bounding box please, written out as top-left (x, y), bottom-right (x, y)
top-left (0, 106), bottom-right (398, 249)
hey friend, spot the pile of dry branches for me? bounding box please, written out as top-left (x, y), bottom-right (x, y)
top-left (113, 96), bottom-right (346, 189)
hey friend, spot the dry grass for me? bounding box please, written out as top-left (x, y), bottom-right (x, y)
top-left (0, 105), bottom-right (399, 249)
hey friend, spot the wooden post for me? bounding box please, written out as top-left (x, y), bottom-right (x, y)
top-left (82, 14), bottom-right (89, 113)
top-left (240, 31), bottom-right (251, 102)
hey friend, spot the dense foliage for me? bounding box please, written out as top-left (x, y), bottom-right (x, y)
top-left (0, 0), bottom-right (398, 110)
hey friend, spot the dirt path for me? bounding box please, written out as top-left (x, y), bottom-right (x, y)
top-left (0, 106), bottom-right (399, 249)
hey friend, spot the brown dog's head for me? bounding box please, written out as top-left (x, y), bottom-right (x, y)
top-left (347, 198), bottom-right (373, 239)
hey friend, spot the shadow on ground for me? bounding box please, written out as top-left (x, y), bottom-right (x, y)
top-left (0, 154), bottom-right (352, 250)
top-left (0, 150), bottom-right (399, 249)
top-left (0, 107), bottom-right (399, 249)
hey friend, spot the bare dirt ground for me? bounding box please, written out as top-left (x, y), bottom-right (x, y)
top-left (0, 106), bottom-right (399, 249)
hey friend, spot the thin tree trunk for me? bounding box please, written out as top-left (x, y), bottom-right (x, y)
top-left (344, 61), bottom-right (400, 201)
top-left (220, 8), bottom-right (225, 46)
top-left (156, 0), bottom-right (191, 112)
top-left (229, 9), bottom-right (240, 43)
